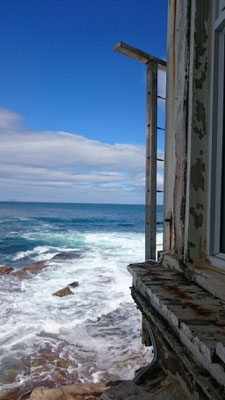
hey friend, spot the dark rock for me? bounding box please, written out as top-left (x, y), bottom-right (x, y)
top-left (56, 358), bottom-right (71, 368)
top-left (100, 381), bottom-right (148, 400)
top-left (69, 281), bottom-right (79, 288)
top-left (13, 261), bottom-right (48, 278)
top-left (0, 389), bottom-right (23, 400)
top-left (0, 266), bottom-right (14, 275)
top-left (52, 287), bottom-right (74, 297)
top-left (52, 252), bottom-right (80, 261)
top-left (107, 381), bottom-right (123, 387)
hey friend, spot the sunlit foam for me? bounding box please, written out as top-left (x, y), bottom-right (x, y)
top-left (0, 230), bottom-right (155, 391)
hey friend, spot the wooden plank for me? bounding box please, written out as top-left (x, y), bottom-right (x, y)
top-left (145, 62), bottom-right (157, 260)
top-left (114, 42), bottom-right (166, 69)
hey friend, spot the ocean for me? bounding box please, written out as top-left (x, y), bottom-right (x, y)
top-left (0, 202), bottom-right (163, 396)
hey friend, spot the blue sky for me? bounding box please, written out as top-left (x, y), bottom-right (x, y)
top-left (0, 0), bottom-right (167, 204)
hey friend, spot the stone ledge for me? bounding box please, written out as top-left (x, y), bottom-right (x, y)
top-left (128, 261), bottom-right (225, 389)
top-left (131, 288), bottom-right (225, 400)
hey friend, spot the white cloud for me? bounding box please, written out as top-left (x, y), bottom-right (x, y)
top-left (0, 108), bottom-right (164, 204)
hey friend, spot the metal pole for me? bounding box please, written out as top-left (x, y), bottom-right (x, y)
top-left (145, 62), bottom-right (157, 260)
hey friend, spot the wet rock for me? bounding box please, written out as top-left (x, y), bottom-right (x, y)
top-left (52, 287), bottom-right (74, 297)
top-left (13, 261), bottom-right (49, 278)
top-left (0, 389), bottom-right (28, 400)
top-left (0, 266), bottom-right (14, 275)
top-left (31, 358), bottom-right (48, 368)
top-left (1, 369), bottom-right (18, 384)
top-left (69, 281), bottom-right (79, 288)
top-left (0, 358), bottom-right (29, 387)
top-left (40, 349), bottom-right (58, 363)
top-left (29, 383), bottom-right (107, 400)
top-left (52, 252), bottom-right (80, 261)
top-left (56, 358), bottom-right (71, 369)
top-left (53, 281), bottom-right (78, 297)
top-left (100, 381), bottom-right (149, 400)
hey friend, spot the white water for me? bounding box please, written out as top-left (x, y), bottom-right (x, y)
top-left (0, 231), bottom-right (163, 393)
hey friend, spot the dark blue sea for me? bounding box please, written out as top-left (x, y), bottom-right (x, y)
top-left (0, 202), bottom-right (163, 395)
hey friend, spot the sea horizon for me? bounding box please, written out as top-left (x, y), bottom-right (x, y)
top-left (0, 200), bottom-right (148, 206)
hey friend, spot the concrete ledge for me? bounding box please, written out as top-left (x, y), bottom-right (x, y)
top-left (128, 261), bottom-right (225, 393)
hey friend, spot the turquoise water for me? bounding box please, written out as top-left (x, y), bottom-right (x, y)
top-left (0, 202), bottom-right (163, 393)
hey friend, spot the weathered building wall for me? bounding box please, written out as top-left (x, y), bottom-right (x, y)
top-left (128, 2), bottom-right (225, 398)
top-left (184, 0), bottom-right (211, 268)
top-left (164, 0), bottom-right (191, 260)
top-left (163, 0), bottom-right (176, 252)
top-left (164, 0), bottom-right (211, 269)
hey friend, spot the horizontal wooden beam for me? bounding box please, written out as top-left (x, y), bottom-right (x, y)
top-left (114, 41), bottom-right (166, 69)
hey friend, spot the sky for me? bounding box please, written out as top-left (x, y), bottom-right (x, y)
top-left (0, 0), bottom-right (168, 204)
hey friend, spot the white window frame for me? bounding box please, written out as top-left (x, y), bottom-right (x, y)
top-left (208, 4), bottom-right (225, 269)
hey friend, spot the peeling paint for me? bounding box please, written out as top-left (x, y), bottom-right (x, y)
top-left (194, 100), bottom-right (206, 139)
top-left (194, 70), bottom-right (207, 88)
top-left (190, 207), bottom-right (203, 228)
top-left (194, 0), bottom-right (209, 70)
top-left (186, 241), bottom-right (195, 264)
top-left (190, 158), bottom-right (205, 191)
top-left (196, 202), bottom-right (203, 210)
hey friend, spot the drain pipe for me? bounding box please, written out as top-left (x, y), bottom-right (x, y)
top-left (133, 318), bottom-right (158, 383)
top-left (133, 249), bottom-right (174, 383)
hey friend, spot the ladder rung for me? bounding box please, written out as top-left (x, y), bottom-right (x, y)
top-left (157, 158), bottom-right (164, 162)
top-left (157, 95), bottom-right (166, 100)
top-left (156, 222), bottom-right (163, 225)
top-left (157, 190), bottom-right (164, 193)
top-left (156, 243), bottom-right (163, 247)
top-left (157, 126), bottom-right (165, 131)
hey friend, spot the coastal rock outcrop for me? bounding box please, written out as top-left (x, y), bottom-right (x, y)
top-left (68, 281), bottom-right (79, 288)
top-left (52, 281), bottom-right (78, 297)
top-left (52, 252), bottom-right (80, 261)
top-left (13, 261), bottom-right (49, 278)
top-left (29, 382), bottom-right (107, 400)
top-left (52, 287), bottom-right (74, 297)
top-left (12, 252), bottom-right (80, 279)
top-left (0, 266), bottom-right (14, 275)
top-left (100, 381), bottom-right (149, 400)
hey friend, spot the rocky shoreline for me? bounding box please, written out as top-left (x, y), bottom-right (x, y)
top-left (0, 252), bottom-right (81, 279)
top-left (0, 362), bottom-right (187, 400)
top-left (0, 253), bottom-right (82, 399)
top-left (0, 252), bottom-right (146, 400)
top-left (0, 254), bottom-right (187, 399)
